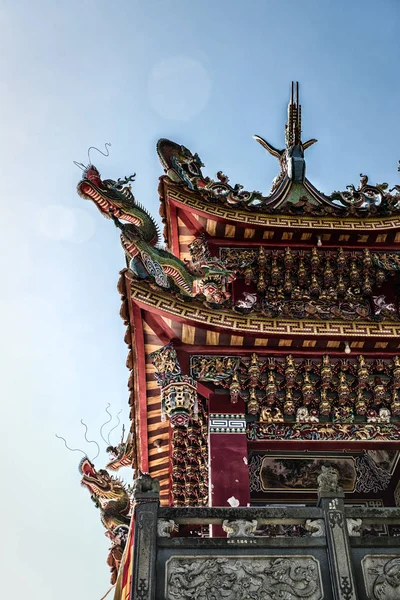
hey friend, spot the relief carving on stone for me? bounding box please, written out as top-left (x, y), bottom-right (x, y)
top-left (305, 519), bottom-right (325, 537)
top-left (222, 519), bottom-right (257, 538)
top-left (317, 465), bottom-right (342, 493)
top-left (165, 555), bottom-right (323, 600)
top-left (157, 519), bottom-right (176, 538)
top-left (346, 518), bottom-right (362, 537)
top-left (362, 555), bottom-right (400, 599)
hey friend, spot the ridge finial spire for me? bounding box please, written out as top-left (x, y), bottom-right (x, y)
top-left (253, 82), bottom-right (317, 184)
top-left (286, 81), bottom-right (301, 148)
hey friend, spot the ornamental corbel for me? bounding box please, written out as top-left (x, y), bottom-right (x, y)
top-left (150, 344), bottom-right (198, 428)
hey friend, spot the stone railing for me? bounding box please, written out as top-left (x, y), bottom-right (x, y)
top-left (131, 474), bottom-right (400, 600)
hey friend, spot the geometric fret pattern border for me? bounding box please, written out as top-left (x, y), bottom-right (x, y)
top-left (129, 279), bottom-right (400, 339)
top-left (209, 414), bottom-right (246, 433)
top-left (169, 188), bottom-right (400, 231)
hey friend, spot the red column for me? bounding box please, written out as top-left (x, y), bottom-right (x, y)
top-left (208, 398), bottom-right (250, 508)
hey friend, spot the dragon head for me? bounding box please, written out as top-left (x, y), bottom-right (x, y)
top-left (79, 457), bottom-right (116, 499)
top-left (77, 164), bottom-right (159, 246)
top-left (77, 164), bottom-right (137, 223)
top-left (82, 164), bottom-right (103, 187)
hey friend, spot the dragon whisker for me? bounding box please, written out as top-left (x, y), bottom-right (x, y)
top-left (88, 142), bottom-right (111, 165)
top-left (80, 419), bottom-right (101, 461)
top-left (55, 434), bottom-right (87, 457)
top-left (107, 410), bottom-right (122, 445)
top-left (100, 403), bottom-right (113, 444)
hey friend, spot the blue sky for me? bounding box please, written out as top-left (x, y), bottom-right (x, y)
top-left (1, 0), bottom-right (399, 598)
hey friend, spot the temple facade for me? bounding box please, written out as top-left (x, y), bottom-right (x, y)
top-left (77, 83), bottom-right (400, 600)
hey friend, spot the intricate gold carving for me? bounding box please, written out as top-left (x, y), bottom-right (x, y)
top-left (190, 353), bottom-right (399, 422)
top-left (129, 278), bottom-right (400, 339)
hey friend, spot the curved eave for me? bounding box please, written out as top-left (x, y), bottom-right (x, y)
top-left (126, 275), bottom-right (400, 341)
top-left (117, 273), bottom-right (140, 470)
top-left (163, 181), bottom-right (400, 233)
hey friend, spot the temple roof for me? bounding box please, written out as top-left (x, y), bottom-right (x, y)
top-left (157, 83), bottom-right (399, 221)
top-left (117, 266), bottom-right (400, 506)
top-left (125, 273), bottom-right (400, 352)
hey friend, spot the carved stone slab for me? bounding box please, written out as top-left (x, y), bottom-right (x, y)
top-left (165, 555), bottom-right (323, 600)
top-left (362, 554), bottom-right (400, 600)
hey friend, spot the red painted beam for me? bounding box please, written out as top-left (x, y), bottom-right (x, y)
top-left (167, 193), bottom-right (400, 236)
top-left (176, 345), bottom-right (399, 358)
top-left (208, 238), bottom-right (400, 250)
top-left (168, 201), bottom-right (180, 256)
top-left (130, 296), bottom-right (381, 343)
top-left (177, 208), bottom-right (206, 237)
top-left (142, 311), bottom-right (179, 346)
top-left (131, 304), bottom-right (149, 472)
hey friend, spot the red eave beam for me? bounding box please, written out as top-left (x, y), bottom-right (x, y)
top-left (177, 208), bottom-right (206, 237)
top-left (131, 303), bottom-right (149, 472)
top-left (142, 311), bottom-right (179, 346)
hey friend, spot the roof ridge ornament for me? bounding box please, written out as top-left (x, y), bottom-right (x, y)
top-left (253, 81), bottom-right (317, 184)
top-left (156, 105), bottom-right (399, 216)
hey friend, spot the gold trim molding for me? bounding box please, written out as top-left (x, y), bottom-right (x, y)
top-left (129, 279), bottom-right (400, 339)
top-left (168, 188), bottom-right (400, 232)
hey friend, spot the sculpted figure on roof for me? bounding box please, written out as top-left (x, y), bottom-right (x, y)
top-left (157, 83), bottom-right (399, 217)
top-left (254, 81), bottom-right (317, 187)
top-left (78, 163), bottom-right (235, 305)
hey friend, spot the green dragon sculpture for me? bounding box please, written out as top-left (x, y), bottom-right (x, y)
top-left (79, 456), bottom-right (132, 530)
top-left (111, 211), bottom-right (233, 303)
top-left (78, 164), bottom-right (235, 303)
top-left (77, 165), bottom-right (159, 245)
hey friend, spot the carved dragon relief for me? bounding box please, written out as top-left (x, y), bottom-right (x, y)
top-left (165, 555), bottom-right (323, 600)
top-left (362, 555), bottom-right (400, 600)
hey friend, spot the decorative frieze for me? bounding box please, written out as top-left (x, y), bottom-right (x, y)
top-left (219, 246), bottom-right (400, 321)
top-left (361, 555), bottom-right (400, 599)
top-left (129, 279), bottom-right (400, 339)
top-left (247, 422), bottom-right (400, 442)
top-left (192, 353), bottom-right (400, 423)
top-left (165, 555), bottom-right (323, 600)
top-left (209, 414), bottom-right (246, 433)
top-left (221, 246), bottom-right (396, 294)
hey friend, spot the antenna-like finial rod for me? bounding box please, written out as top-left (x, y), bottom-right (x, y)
top-left (253, 81), bottom-right (317, 180)
top-left (287, 81), bottom-right (301, 146)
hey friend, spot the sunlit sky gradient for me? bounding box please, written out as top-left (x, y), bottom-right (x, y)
top-left (1, 0), bottom-right (399, 598)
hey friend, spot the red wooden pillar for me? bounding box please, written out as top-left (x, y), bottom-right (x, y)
top-left (208, 397), bottom-right (250, 508)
